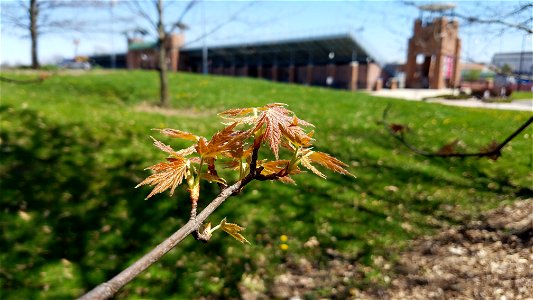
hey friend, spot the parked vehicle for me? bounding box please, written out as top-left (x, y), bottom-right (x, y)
top-left (59, 59), bottom-right (91, 70)
top-left (461, 74), bottom-right (515, 99)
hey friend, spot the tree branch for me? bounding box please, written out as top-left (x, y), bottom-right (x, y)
top-left (382, 104), bottom-right (533, 159)
top-left (401, 1), bottom-right (532, 34)
top-left (126, 1), bottom-right (158, 33)
top-left (181, 1), bottom-right (256, 47)
top-left (455, 12), bottom-right (533, 34)
top-left (78, 133), bottom-right (290, 299)
top-left (78, 104), bottom-right (335, 299)
top-left (78, 178), bottom-right (251, 300)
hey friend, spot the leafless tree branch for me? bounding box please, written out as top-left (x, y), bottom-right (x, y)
top-left (182, 1), bottom-right (256, 47)
top-left (401, 1), bottom-right (533, 34)
top-left (176, 0), bottom-right (198, 27)
top-left (127, 1), bottom-right (158, 33)
top-left (1, 0), bottom-right (117, 68)
top-left (456, 12), bottom-right (533, 34)
top-left (382, 105), bottom-right (533, 159)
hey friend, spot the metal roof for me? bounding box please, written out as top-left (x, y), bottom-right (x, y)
top-left (128, 41), bottom-right (157, 51)
top-left (418, 3), bottom-right (456, 12)
top-left (180, 33), bottom-right (381, 67)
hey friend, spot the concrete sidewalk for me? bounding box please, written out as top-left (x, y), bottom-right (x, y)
top-left (370, 89), bottom-right (532, 112)
top-left (426, 98), bottom-right (532, 112)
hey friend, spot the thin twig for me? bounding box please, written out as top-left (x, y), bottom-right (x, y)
top-left (382, 104), bottom-right (533, 158)
top-left (78, 133), bottom-right (292, 299)
top-left (401, 1), bottom-right (532, 34)
top-left (78, 178), bottom-right (251, 300)
top-left (181, 1), bottom-right (256, 47)
top-left (207, 158), bottom-right (228, 190)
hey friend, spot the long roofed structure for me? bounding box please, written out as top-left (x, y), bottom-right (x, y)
top-left (123, 32), bottom-right (384, 90)
top-left (180, 32), bottom-right (382, 69)
top-left (177, 32), bottom-right (383, 90)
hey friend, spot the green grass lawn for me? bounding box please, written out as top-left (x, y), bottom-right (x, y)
top-left (509, 90), bottom-right (533, 100)
top-left (1, 70), bottom-right (531, 299)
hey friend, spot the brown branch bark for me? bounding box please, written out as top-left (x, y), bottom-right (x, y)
top-left (156, 0), bottom-right (169, 107)
top-left (78, 178), bottom-right (250, 300)
top-left (29, 0), bottom-right (39, 69)
top-left (382, 104), bottom-right (533, 158)
top-left (78, 134), bottom-right (285, 300)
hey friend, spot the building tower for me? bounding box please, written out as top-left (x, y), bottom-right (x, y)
top-left (405, 3), bottom-right (461, 89)
top-left (126, 32), bottom-right (184, 72)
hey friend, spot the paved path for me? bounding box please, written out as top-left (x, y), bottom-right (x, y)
top-left (426, 98), bottom-right (532, 111)
top-left (370, 89), bottom-right (532, 112)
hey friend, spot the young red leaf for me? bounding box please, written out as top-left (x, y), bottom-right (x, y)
top-left (220, 218), bottom-right (250, 244)
top-left (259, 160), bottom-right (300, 184)
top-left (300, 155), bottom-right (326, 179)
top-left (201, 173), bottom-right (227, 184)
top-left (389, 123), bottom-right (409, 134)
top-left (480, 140), bottom-right (501, 160)
top-left (308, 151), bottom-right (354, 177)
top-left (136, 155), bottom-right (189, 199)
top-left (437, 139), bottom-right (459, 155)
top-left (155, 128), bottom-right (199, 141)
top-left (195, 123), bottom-right (250, 158)
top-left (151, 136), bottom-right (178, 155)
top-left (279, 123), bottom-right (313, 147)
top-left (218, 107), bottom-right (255, 117)
top-left (176, 145), bottom-right (197, 157)
top-left (254, 105), bottom-right (313, 158)
top-left (260, 160), bottom-right (290, 175)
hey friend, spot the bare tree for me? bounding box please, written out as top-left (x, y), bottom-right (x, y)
top-left (125, 0), bottom-right (197, 107)
top-left (29, 0), bottom-right (38, 68)
top-left (156, 0), bottom-right (169, 107)
top-left (1, 0), bottom-right (105, 69)
top-left (127, 0), bottom-right (255, 107)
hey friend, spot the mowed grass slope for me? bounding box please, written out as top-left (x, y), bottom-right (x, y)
top-left (1, 70), bottom-right (531, 299)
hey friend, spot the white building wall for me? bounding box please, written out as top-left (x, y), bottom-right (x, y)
top-left (492, 52), bottom-right (533, 75)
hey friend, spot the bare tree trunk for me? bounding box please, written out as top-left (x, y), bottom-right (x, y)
top-left (157, 0), bottom-right (169, 107)
top-left (29, 0), bottom-right (39, 69)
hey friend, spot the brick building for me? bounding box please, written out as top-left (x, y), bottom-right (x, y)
top-left (179, 33), bottom-right (382, 90)
top-left (492, 52), bottom-right (533, 75)
top-left (126, 34), bottom-right (184, 72)
top-left (405, 4), bottom-right (461, 89)
top-left (123, 32), bottom-right (383, 91)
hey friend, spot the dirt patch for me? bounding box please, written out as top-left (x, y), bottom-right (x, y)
top-left (382, 199), bottom-right (532, 300)
top-left (133, 102), bottom-right (215, 117)
top-left (243, 199), bottom-right (532, 299)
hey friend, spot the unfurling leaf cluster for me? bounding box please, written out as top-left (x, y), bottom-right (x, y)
top-left (136, 103), bottom-right (354, 244)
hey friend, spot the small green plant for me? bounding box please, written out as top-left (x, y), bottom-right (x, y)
top-left (463, 69), bottom-right (482, 82)
top-left (501, 64), bottom-right (513, 75)
top-left (81, 103), bottom-right (354, 299)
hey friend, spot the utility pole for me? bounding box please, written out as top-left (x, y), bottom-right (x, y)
top-left (73, 39), bottom-right (80, 58)
top-left (517, 34), bottom-right (527, 91)
top-left (110, 0), bottom-right (116, 69)
top-left (202, 0), bottom-right (208, 75)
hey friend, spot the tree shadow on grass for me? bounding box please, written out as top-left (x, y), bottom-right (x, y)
top-left (0, 106), bottom-right (191, 298)
top-left (1, 104), bottom-right (530, 298)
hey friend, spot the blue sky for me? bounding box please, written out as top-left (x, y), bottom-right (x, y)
top-left (1, 0), bottom-right (531, 66)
